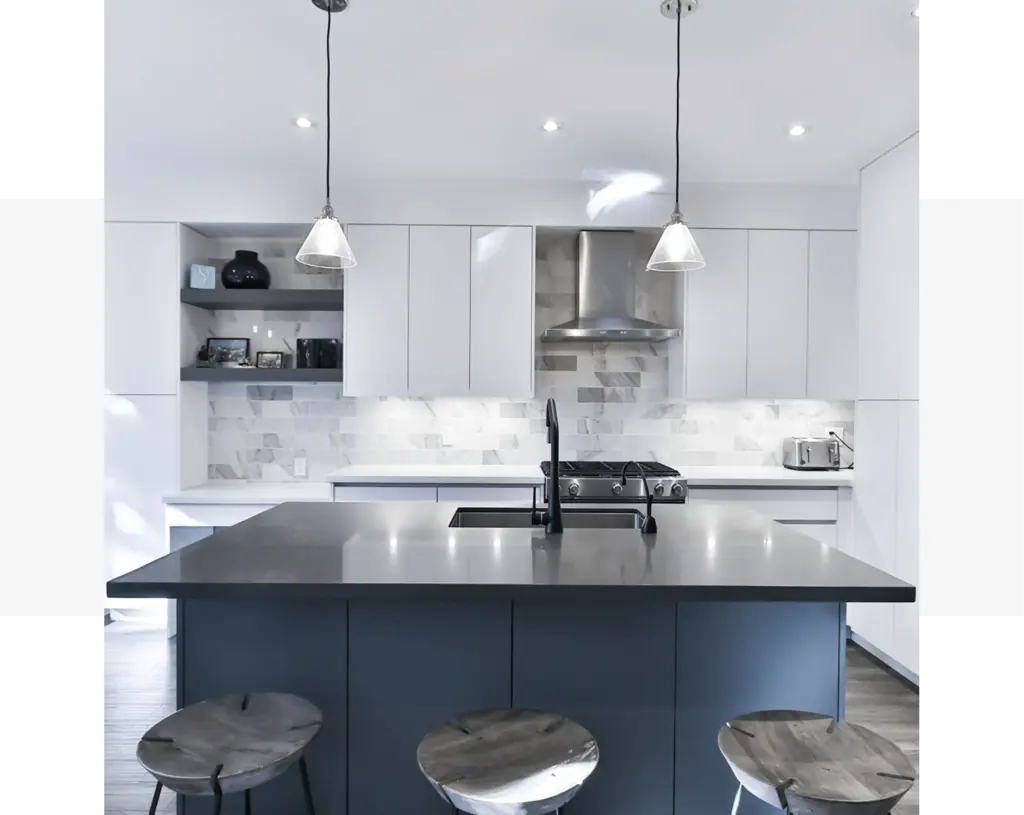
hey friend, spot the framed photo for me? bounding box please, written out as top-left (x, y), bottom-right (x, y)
top-left (256, 351), bottom-right (285, 369)
top-left (206, 337), bottom-right (250, 367)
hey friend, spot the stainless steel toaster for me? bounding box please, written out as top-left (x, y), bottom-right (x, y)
top-left (782, 437), bottom-right (841, 471)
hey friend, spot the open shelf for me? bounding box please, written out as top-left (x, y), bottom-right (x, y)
top-left (180, 288), bottom-right (344, 311)
top-left (181, 367), bottom-right (344, 383)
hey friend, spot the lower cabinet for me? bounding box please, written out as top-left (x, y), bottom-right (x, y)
top-left (333, 485), bottom-right (539, 504)
top-left (779, 522), bottom-right (838, 549)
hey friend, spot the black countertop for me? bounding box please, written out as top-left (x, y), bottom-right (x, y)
top-left (106, 502), bottom-right (915, 602)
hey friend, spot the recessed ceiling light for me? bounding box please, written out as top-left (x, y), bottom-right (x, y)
top-left (294, 116), bottom-right (315, 129)
top-left (541, 119), bottom-right (561, 133)
top-left (788, 123), bottom-right (807, 137)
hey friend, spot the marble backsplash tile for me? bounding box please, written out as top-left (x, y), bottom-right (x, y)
top-left (207, 230), bottom-right (854, 481)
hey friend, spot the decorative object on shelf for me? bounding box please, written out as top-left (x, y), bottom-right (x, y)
top-left (188, 264), bottom-right (217, 290)
top-left (295, 339), bottom-right (341, 369)
top-left (206, 337), bottom-right (251, 367)
top-left (296, 339), bottom-right (315, 369)
top-left (221, 250), bottom-right (272, 289)
top-left (295, 0), bottom-right (357, 271)
top-left (647, 1), bottom-right (705, 273)
top-left (195, 346), bottom-right (212, 368)
top-left (257, 351), bottom-right (285, 369)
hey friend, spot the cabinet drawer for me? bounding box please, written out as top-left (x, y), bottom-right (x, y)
top-left (333, 486), bottom-right (438, 502)
top-left (687, 488), bottom-right (838, 522)
top-left (437, 486), bottom-right (537, 504)
top-left (778, 521), bottom-right (838, 549)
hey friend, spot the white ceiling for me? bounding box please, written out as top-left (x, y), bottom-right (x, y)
top-left (105, 0), bottom-right (919, 187)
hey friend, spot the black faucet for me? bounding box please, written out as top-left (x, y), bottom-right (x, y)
top-left (532, 398), bottom-right (563, 534)
top-left (620, 461), bottom-right (658, 535)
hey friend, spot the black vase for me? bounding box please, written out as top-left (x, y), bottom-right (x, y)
top-left (221, 250), bottom-right (271, 289)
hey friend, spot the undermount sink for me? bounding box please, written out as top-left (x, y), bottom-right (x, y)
top-left (448, 507), bottom-right (644, 530)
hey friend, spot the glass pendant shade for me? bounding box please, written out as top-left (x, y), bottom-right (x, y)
top-left (296, 205), bottom-right (356, 270)
top-left (646, 213), bottom-right (705, 272)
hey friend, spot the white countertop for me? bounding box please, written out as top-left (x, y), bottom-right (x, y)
top-left (326, 464), bottom-right (547, 486)
top-left (165, 465), bottom-right (852, 505)
top-left (164, 482), bottom-right (334, 505)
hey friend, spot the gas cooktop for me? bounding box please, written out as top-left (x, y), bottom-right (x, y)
top-left (540, 460), bottom-right (687, 503)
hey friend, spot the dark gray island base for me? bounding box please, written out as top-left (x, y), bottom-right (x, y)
top-left (108, 501), bottom-right (914, 815)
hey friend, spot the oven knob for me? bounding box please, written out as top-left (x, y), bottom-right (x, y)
top-left (568, 481), bottom-right (580, 497)
top-left (671, 482), bottom-right (684, 497)
top-left (611, 482), bottom-right (623, 496)
top-left (653, 482), bottom-right (665, 497)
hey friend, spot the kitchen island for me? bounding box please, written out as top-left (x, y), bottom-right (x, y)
top-left (108, 501), bottom-right (913, 815)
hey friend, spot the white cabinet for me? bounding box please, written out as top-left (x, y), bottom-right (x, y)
top-left (409, 226), bottom-right (471, 396)
top-left (470, 226), bottom-right (534, 398)
top-left (779, 522), bottom-right (838, 549)
top-left (105, 394), bottom-right (178, 606)
top-left (848, 401), bottom-right (899, 657)
top-left (436, 486), bottom-right (537, 504)
top-left (746, 231), bottom-right (809, 398)
top-left (684, 229), bottom-right (748, 399)
top-left (333, 486), bottom-right (438, 502)
top-left (894, 401), bottom-right (919, 674)
top-left (857, 134), bottom-right (919, 400)
top-left (105, 222), bottom-right (180, 395)
top-left (344, 225), bottom-right (410, 396)
top-left (807, 231), bottom-right (858, 400)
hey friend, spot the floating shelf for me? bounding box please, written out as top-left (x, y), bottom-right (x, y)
top-left (181, 367), bottom-right (344, 383)
top-left (180, 288), bottom-right (344, 311)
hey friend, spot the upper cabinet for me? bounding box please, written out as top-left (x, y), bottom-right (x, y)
top-left (673, 228), bottom-right (857, 400)
top-left (857, 134), bottom-right (919, 400)
top-left (470, 226), bottom-right (534, 399)
top-left (747, 230), bottom-right (809, 398)
top-left (683, 229), bottom-right (749, 399)
top-left (105, 222), bottom-right (181, 395)
top-left (345, 223), bottom-right (534, 399)
top-left (807, 231), bottom-right (858, 400)
top-left (344, 224), bottom-right (411, 397)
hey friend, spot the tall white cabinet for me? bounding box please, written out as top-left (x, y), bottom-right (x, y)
top-left (851, 133), bottom-right (919, 678)
top-left (345, 223), bottom-right (534, 399)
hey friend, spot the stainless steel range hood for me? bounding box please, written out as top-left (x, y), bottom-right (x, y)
top-left (542, 230), bottom-right (680, 342)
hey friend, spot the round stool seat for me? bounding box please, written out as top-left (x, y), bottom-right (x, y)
top-left (137, 692), bottom-right (322, 796)
top-left (718, 710), bottom-right (915, 815)
top-left (417, 708), bottom-right (599, 815)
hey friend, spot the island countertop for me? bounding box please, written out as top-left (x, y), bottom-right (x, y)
top-left (108, 501), bottom-right (913, 603)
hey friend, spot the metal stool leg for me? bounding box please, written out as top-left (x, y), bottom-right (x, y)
top-left (147, 782), bottom-right (163, 815)
top-left (213, 793), bottom-right (223, 815)
top-left (299, 755), bottom-right (316, 815)
top-left (730, 782), bottom-right (742, 815)
top-left (244, 788), bottom-right (252, 815)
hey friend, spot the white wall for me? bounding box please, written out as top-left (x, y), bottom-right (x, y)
top-left (106, 170), bottom-right (858, 231)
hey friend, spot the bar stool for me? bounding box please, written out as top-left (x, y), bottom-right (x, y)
top-left (718, 710), bottom-right (916, 815)
top-left (417, 708), bottom-right (599, 815)
top-left (136, 692), bottom-right (322, 815)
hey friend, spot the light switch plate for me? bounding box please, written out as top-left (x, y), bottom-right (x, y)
top-left (294, 456), bottom-right (307, 477)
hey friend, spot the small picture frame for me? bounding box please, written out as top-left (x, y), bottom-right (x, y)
top-left (206, 337), bottom-right (250, 367)
top-left (188, 264), bottom-right (217, 290)
top-left (256, 351), bottom-right (285, 369)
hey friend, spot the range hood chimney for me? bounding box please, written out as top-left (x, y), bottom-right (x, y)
top-left (542, 230), bottom-right (681, 342)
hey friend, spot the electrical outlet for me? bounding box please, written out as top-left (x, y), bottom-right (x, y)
top-left (294, 456), bottom-right (307, 478)
top-left (441, 427), bottom-right (455, 448)
top-left (825, 427), bottom-right (844, 441)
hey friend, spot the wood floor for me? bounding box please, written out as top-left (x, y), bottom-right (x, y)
top-left (105, 621), bottom-right (919, 814)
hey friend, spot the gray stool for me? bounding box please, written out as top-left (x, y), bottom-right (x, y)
top-left (417, 708), bottom-right (599, 815)
top-left (718, 710), bottom-right (916, 815)
top-left (137, 692), bottom-right (322, 815)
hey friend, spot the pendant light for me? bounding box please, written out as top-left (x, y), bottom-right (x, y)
top-left (296, 0), bottom-right (357, 270)
top-left (647, 0), bottom-right (705, 272)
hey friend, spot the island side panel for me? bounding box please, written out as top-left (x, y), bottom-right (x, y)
top-left (177, 599), bottom-right (348, 815)
top-left (347, 599), bottom-right (512, 815)
top-left (512, 599), bottom-right (677, 815)
top-left (675, 601), bottom-right (844, 815)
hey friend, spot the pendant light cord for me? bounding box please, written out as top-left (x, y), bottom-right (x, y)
top-left (674, 1), bottom-right (681, 212)
top-left (325, 6), bottom-right (332, 206)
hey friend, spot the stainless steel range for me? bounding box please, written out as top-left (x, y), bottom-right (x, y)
top-left (540, 461), bottom-right (688, 503)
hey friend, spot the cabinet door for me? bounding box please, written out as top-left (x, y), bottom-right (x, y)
top-left (897, 137), bottom-right (920, 401)
top-left (847, 401), bottom-right (898, 656)
top-left (684, 229), bottom-right (748, 399)
top-left (344, 225), bottom-right (410, 396)
top-left (779, 522), bottom-right (838, 549)
top-left (105, 222), bottom-right (180, 395)
top-left (470, 226), bottom-right (535, 398)
top-left (807, 231), bottom-right (858, 400)
top-left (895, 401), bottom-right (919, 674)
top-left (746, 230), bottom-right (809, 398)
top-left (105, 395), bottom-right (178, 609)
top-left (409, 226), bottom-right (471, 396)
